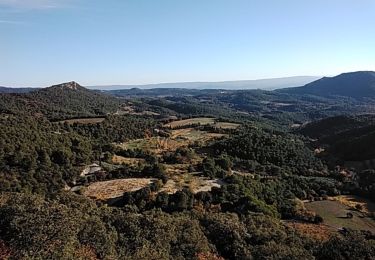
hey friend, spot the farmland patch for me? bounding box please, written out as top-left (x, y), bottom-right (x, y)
top-left (305, 199), bottom-right (375, 233)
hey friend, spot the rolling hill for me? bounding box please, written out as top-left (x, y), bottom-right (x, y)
top-left (300, 115), bottom-right (375, 162)
top-left (278, 71), bottom-right (375, 99)
top-left (0, 81), bottom-right (119, 120)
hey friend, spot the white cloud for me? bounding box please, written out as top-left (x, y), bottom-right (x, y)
top-left (0, 0), bottom-right (69, 9)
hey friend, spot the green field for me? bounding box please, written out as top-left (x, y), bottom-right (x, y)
top-left (305, 199), bottom-right (375, 233)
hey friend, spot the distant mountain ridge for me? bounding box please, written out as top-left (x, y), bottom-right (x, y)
top-left (89, 76), bottom-right (320, 90)
top-left (278, 71), bottom-right (375, 99)
top-left (0, 86), bottom-right (39, 93)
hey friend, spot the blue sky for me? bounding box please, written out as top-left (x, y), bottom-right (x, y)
top-left (1, 0), bottom-right (375, 87)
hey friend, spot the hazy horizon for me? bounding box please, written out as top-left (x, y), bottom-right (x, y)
top-left (1, 75), bottom-right (323, 89)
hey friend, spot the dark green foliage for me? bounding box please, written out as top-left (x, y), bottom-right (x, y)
top-left (316, 231), bottom-right (375, 260)
top-left (211, 126), bottom-right (324, 175)
top-left (62, 114), bottom-right (157, 143)
top-left (0, 82), bottom-right (119, 120)
top-left (5, 192), bottom-right (373, 260)
top-left (0, 115), bottom-right (94, 193)
top-left (0, 114), bottom-right (157, 194)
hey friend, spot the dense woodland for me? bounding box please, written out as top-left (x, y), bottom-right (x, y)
top-left (1, 80), bottom-right (375, 259)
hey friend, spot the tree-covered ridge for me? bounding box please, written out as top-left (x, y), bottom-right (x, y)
top-left (62, 114), bottom-right (158, 143)
top-left (0, 82), bottom-right (120, 120)
top-left (0, 115), bottom-right (93, 193)
top-left (210, 126), bottom-right (324, 175)
top-left (0, 114), bottom-right (157, 194)
top-left (300, 115), bottom-right (375, 161)
top-left (299, 114), bottom-right (375, 139)
top-left (134, 88), bottom-right (375, 127)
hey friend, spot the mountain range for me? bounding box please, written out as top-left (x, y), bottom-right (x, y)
top-left (89, 76), bottom-right (320, 90)
top-left (279, 71), bottom-right (375, 98)
top-left (2, 71), bottom-right (375, 100)
top-left (0, 86), bottom-right (40, 93)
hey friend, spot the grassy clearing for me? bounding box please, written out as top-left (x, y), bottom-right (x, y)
top-left (159, 173), bottom-right (223, 194)
top-left (163, 117), bottom-right (240, 130)
top-left (118, 128), bottom-right (225, 155)
top-left (83, 178), bottom-right (155, 201)
top-left (112, 155), bottom-right (145, 166)
top-left (160, 164), bottom-right (223, 194)
top-left (118, 137), bottom-right (182, 154)
top-left (213, 122), bottom-right (240, 129)
top-left (163, 117), bottom-right (216, 128)
top-left (116, 105), bottom-right (160, 116)
top-left (171, 128), bottom-right (225, 142)
top-left (57, 117), bottom-right (105, 124)
top-left (305, 199), bottom-right (375, 233)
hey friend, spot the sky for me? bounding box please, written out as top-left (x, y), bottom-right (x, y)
top-left (1, 0), bottom-right (375, 87)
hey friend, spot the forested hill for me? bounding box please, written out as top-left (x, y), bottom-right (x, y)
top-left (299, 115), bottom-right (375, 162)
top-left (0, 81), bottom-right (120, 120)
top-left (278, 71), bottom-right (375, 99)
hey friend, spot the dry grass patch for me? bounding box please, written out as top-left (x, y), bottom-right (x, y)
top-left (330, 195), bottom-right (375, 214)
top-left (164, 117), bottom-right (215, 128)
top-left (163, 117), bottom-right (240, 130)
top-left (213, 122), bottom-right (240, 129)
top-left (285, 221), bottom-right (333, 242)
top-left (118, 137), bottom-right (182, 154)
top-left (116, 106), bottom-right (160, 116)
top-left (159, 170), bottom-right (223, 194)
top-left (83, 178), bottom-right (155, 201)
top-left (171, 128), bottom-right (226, 143)
top-left (118, 129), bottom-right (225, 155)
top-left (164, 163), bottom-right (190, 175)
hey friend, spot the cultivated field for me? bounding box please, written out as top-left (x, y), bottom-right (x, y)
top-left (163, 117), bottom-right (215, 128)
top-left (83, 178), bottom-right (155, 201)
top-left (213, 122), bottom-right (240, 129)
top-left (116, 106), bottom-right (160, 116)
top-left (305, 198), bottom-right (375, 233)
top-left (118, 128), bottom-right (225, 155)
top-left (57, 117), bottom-right (105, 124)
top-left (163, 117), bottom-right (240, 130)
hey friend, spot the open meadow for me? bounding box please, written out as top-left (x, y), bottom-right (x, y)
top-left (305, 197), bottom-right (375, 233)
